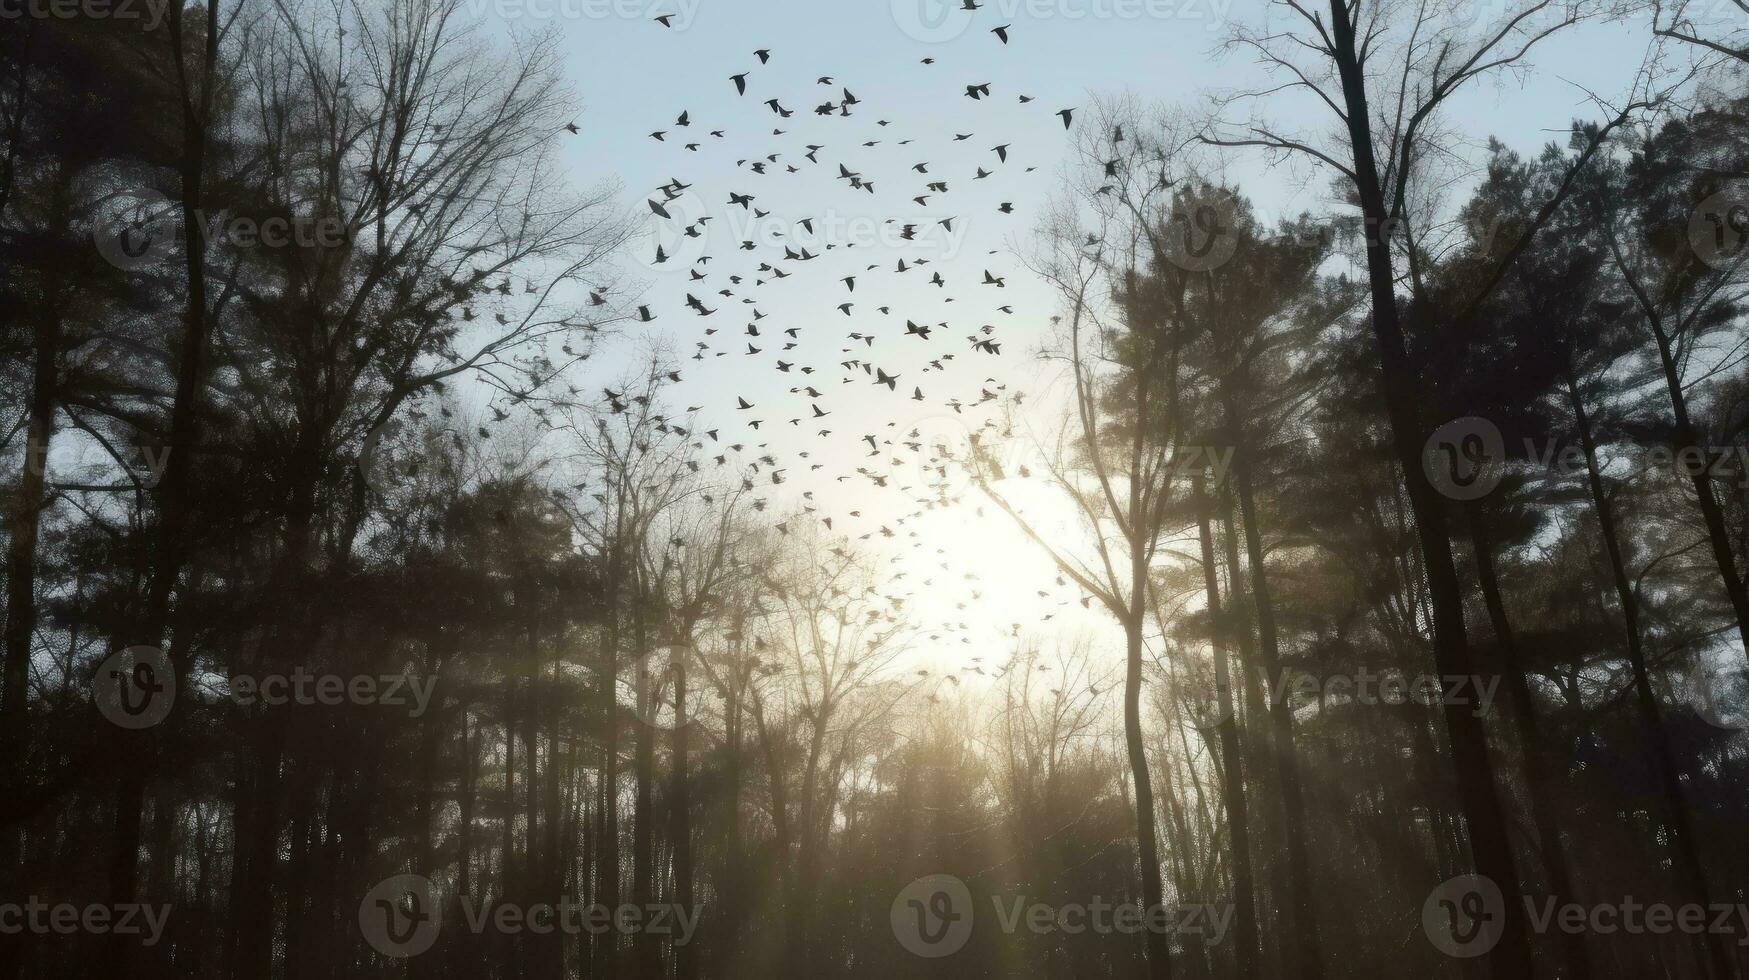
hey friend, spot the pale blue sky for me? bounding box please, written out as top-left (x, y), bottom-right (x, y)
top-left (462, 0), bottom-right (1683, 662)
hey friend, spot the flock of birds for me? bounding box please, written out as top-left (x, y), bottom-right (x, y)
top-left (548, 9), bottom-right (1111, 688)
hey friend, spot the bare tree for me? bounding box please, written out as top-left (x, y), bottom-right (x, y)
top-left (212, 2), bottom-right (628, 969)
top-left (640, 473), bottom-right (756, 980)
top-left (1653, 0), bottom-right (1749, 64)
top-left (971, 109), bottom-right (1195, 980)
top-left (747, 531), bottom-right (914, 975)
top-left (558, 360), bottom-right (694, 980)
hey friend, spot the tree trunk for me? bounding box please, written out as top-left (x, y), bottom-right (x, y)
top-left (1231, 436), bottom-right (1323, 980)
top-left (1194, 474), bottom-right (1260, 978)
top-left (631, 565), bottom-right (658, 980)
top-left (1123, 605), bottom-right (1172, 980)
top-left (597, 539), bottom-right (622, 980)
top-left (670, 641), bottom-right (695, 980)
top-left (1566, 377), bottom-right (1737, 980)
top-left (1325, 5), bottom-right (1533, 974)
top-left (543, 647), bottom-right (565, 978)
top-left (1, 195), bottom-right (62, 796)
top-left (1630, 286), bottom-right (1749, 659)
top-left (110, 5), bottom-right (220, 967)
top-left (1465, 506), bottom-right (1593, 980)
top-left (458, 709), bottom-right (475, 905)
